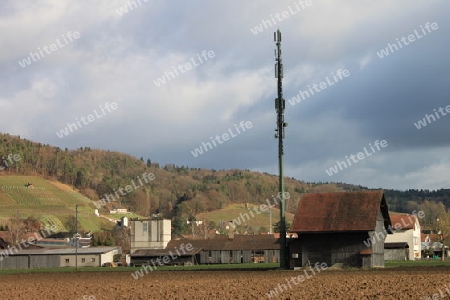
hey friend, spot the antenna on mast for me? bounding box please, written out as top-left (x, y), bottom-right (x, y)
top-left (274, 28), bottom-right (288, 269)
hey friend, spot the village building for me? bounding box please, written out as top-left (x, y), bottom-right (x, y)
top-left (129, 218), bottom-right (171, 252)
top-left (127, 217), bottom-right (282, 266)
top-left (289, 190), bottom-right (392, 269)
top-left (0, 246), bottom-right (121, 270)
top-left (130, 234), bottom-right (281, 266)
top-left (421, 232), bottom-right (450, 259)
top-left (384, 213), bottom-right (421, 260)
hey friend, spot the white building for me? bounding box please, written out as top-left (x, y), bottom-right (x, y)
top-left (385, 213), bottom-right (421, 260)
top-left (129, 218), bottom-right (171, 253)
top-left (0, 246), bottom-right (121, 270)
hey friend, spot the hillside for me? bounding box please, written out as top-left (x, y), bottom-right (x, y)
top-left (1, 132), bottom-right (450, 235)
top-left (0, 175), bottom-right (130, 233)
top-left (196, 203), bottom-right (295, 234)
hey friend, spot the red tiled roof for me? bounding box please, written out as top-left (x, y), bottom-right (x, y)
top-left (390, 215), bottom-right (416, 230)
top-left (290, 190), bottom-right (390, 233)
top-left (422, 233), bottom-right (450, 243)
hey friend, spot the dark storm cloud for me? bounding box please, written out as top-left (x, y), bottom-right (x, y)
top-left (1, 0), bottom-right (449, 190)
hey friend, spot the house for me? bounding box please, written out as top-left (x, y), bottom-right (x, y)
top-left (0, 246), bottom-right (121, 270)
top-left (421, 232), bottom-right (450, 258)
top-left (289, 190), bottom-right (392, 269)
top-left (130, 234), bottom-right (281, 266)
top-left (384, 213), bottom-right (421, 260)
top-left (110, 208), bottom-right (128, 214)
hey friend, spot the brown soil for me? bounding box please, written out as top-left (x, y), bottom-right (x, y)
top-left (1, 267), bottom-right (450, 299)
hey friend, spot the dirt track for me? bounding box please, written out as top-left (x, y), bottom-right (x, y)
top-left (2, 267), bottom-right (450, 299)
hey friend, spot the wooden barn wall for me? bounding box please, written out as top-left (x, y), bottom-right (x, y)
top-left (199, 250), bottom-right (271, 264)
top-left (0, 256), bottom-right (28, 270)
top-left (384, 248), bottom-right (407, 261)
top-left (289, 240), bottom-right (302, 268)
top-left (200, 251), bottom-right (209, 264)
top-left (232, 250), bottom-right (241, 263)
top-left (264, 250), bottom-right (279, 263)
top-left (30, 255), bottom-right (60, 268)
top-left (242, 250), bottom-right (252, 263)
top-left (368, 210), bottom-right (388, 267)
top-left (220, 250), bottom-right (230, 264)
top-left (293, 232), bottom-right (371, 268)
top-left (210, 250), bottom-right (221, 263)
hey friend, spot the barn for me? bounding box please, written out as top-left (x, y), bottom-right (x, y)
top-left (289, 190), bottom-right (392, 269)
top-left (131, 234), bottom-right (281, 266)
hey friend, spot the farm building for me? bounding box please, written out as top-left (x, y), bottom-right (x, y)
top-left (0, 246), bottom-right (121, 270)
top-left (289, 190), bottom-right (392, 269)
top-left (129, 218), bottom-right (171, 252)
top-left (130, 234), bottom-right (281, 266)
top-left (384, 242), bottom-right (409, 260)
top-left (384, 213), bottom-right (421, 260)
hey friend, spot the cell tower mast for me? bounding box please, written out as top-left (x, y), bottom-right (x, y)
top-left (274, 28), bottom-right (288, 269)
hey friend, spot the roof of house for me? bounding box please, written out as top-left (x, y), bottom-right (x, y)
top-left (189, 234), bottom-right (280, 251)
top-left (390, 214), bottom-right (416, 230)
top-left (421, 233), bottom-right (450, 243)
top-left (290, 190), bottom-right (391, 233)
top-left (132, 240), bottom-right (201, 257)
top-left (131, 235), bottom-right (280, 257)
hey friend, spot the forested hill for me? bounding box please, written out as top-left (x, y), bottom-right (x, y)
top-left (0, 133), bottom-right (449, 226)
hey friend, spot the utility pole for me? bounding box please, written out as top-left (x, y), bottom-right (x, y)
top-left (75, 204), bottom-right (78, 271)
top-left (269, 209), bottom-right (272, 234)
top-left (274, 28), bottom-right (288, 269)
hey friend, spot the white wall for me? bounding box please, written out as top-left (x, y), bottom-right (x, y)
top-left (130, 219), bottom-right (171, 251)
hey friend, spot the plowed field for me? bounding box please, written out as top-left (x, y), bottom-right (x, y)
top-left (2, 267), bottom-right (450, 299)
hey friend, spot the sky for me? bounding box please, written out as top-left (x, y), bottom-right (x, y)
top-left (0, 0), bottom-right (449, 191)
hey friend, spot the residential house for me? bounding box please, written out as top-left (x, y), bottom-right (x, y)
top-left (421, 232), bottom-right (450, 258)
top-left (384, 213), bottom-right (421, 260)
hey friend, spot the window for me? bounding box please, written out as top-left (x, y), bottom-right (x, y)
top-left (81, 258), bottom-right (86, 263)
top-left (90, 258), bottom-right (95, 262)
top-left (143, 223), bottom-right (148, 233)
top-left (65, 259), bottom-right (70, 263)
top-left (413, 237), bottom-right (418, 245)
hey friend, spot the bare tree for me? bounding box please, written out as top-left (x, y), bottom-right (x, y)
top-left (8, 212), bottom-right (25, 245)
top-left (113, 225), bottom-right (131, 253)
top-left (198, 218), bottom-right (210, 239)
top-left (435, 210), bottom-right (450, 261)
top-left (65, 215), bottom-right (81, 235)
